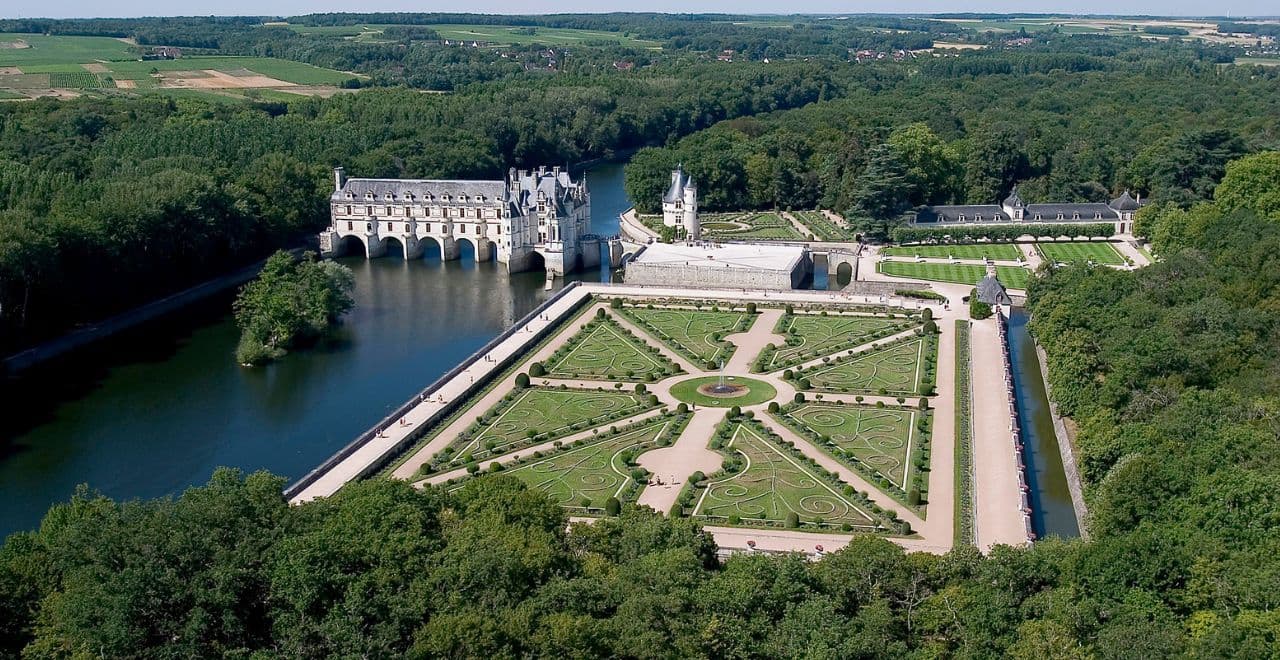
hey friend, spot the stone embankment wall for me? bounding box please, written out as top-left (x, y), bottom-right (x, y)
top-left (996, 310), bottom-right (1037, 543)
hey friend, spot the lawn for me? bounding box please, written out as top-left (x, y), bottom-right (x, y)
top-left (798, 337), bottom-right (929, 396)
top-left (1036, 241), bottom-right (1125, 265)
top-left (881, 243), bottom-right (1023, 261)
top-left (496, 417), bottom-right (679, 511)
top-left (877, 261), bottom-right (1032, 290)
top-left (778, 403), bottom-right (920, 492)
top-left (543, 315), bottom-right (680, 381)
top-left (669, 376), bottom-right (777, 408)
top-left (791, 211), bottom-right (850, 242)
top-left (0, 33), bottom-right (137, 67)
top-left (693, 422), bottom-right (882, 530)
top-left (619, 306), bottom-right (753, 367)
top-left (445, 386), bottom-right (655, 464)
top-left (759, 313), bottom-right (916, 372)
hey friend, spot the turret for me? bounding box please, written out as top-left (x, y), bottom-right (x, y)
top-left (683, 177), bottom-right (700, 241)
top-left (1002, 186), bottom-right (1025, 220)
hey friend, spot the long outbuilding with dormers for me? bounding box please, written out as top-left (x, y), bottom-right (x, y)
top-left (912, 188), bottom-right (1145, 235)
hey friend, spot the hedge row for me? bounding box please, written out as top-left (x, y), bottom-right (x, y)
top-left (954, 320), bottom-right (976, 547)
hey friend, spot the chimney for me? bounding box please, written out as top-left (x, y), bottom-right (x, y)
top-left (1136, 192), bottom-right (1141, 204)
top-left (552, 165), bottom-right (561, 177)
top-left (333, 166), bottom-right (345, 192)
top-left (538, 165), bottom-right (547, 175)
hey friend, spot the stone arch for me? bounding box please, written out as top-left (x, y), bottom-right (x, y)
top-left (336, 234), bottom-right (367, 258)
top-left (619, 251), bottom-right (636, 267)
top-left (380, 235), bottom-right (406, 259)
top-left (417, 235), bottom-right (443, 260)
top-left (525, 250), bottom-right (547, 273)
top-left (456, 236), bottom-right (480, 262)
top-left (835, 261), bottom-right (853, 287)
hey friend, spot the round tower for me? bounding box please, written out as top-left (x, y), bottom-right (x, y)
top-left (683, 177), bottom-right (699, 241)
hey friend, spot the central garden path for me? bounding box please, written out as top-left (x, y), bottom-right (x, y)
top-left (725, 307), bottom-right (785, 373)
top-left (634, 408), bottom-right (725, 514)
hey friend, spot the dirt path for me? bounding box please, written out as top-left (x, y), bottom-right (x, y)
top-left (635, 408), bottom-right (726, 513)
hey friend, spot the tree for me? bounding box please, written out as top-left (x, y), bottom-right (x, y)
top-left (605, 497), bottom-right (622, 516)
top-left (1214, 151), bottom-right (1280, 220)
top-left (849, 144), bottom-right (911, 222)
top-left (887, 123), bottom-right (962, 206)
top-left (962, 127), bottom-right (1029, 204)
top-left (233, 251), bottom-right (354, 365)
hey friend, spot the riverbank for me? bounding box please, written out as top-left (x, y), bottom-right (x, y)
top-left (3, 249), bottom-right (299, 379)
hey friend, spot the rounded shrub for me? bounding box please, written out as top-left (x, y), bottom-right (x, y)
top-left (605, 497), bottom-right (622, 516)
top-left (529, 362), bottom-right (545, 377)
top-left (794, 392), bottom-right (805, 404)
top-left (515, 372), bottom-right (530, 388)
top-left (785, 512), bottom-right (800, 528)
top-left (767, 401), bottom-right (780, 414)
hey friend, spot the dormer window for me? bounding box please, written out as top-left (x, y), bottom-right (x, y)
top-left (958, 214), bottom-right (966, 222)
top-left (476, 195), bottom-right (485, 203)
top-left (1072, 212), bottom-right (1080, 220)
top-left (384, 193), bottom-right (394, 201)
top-left (1034, 213), bottom-right (1042, 221)
top-left (1057, 213), bottom-right (1065, 220)
top-left (975, 214), bottom-right (982, 222)
top-left (365, 192), bottom-right (374, 201)
top-left (345, 192), bottom-right (353, 200)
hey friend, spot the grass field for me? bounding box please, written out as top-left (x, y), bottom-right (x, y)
top-left (762, 313), bottom-right (915, 371)
top-left (693, 422), bottom-right (882, 530)
top-left (104, 57), bottom-right (353, 84)
top-left (284, 23), bottom-right (659, 48)
top-left (699, 212), bottom-right (807, 241)
top-left (544, 316), bottom-right (679, 381)
top-left (799, 337), bottom-right (928, 396)
top-left (497, 417), bottom-right (678, 511)
top-left (447, 386), bottom-right (653, 463)
top-left (877, 261), bottom-right (1032, 290)
top-left (0, 33), bottom-right (137, 66)
top-left (779, 403), bottom-right (919, 491)
top-left (881, 243), bottom-right (1023, 261)
top-left (1234, 57), bottom-right (1280, 67)
top-left (620, 306), bottom-right (752, 366)
top-left (1036, 241), bottom-right (1125, 265)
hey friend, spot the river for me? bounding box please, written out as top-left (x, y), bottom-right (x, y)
top-left (0, 164), bottom-right (630, 538)
top-left (1006, 308), bottom-right (1081, 539)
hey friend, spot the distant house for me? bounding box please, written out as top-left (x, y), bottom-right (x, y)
top-left (144, 46), bottom-right (182, 60)
top-left (613, 61), bottom-right (635, 71)
top-left (717, 49), bottom-right (735, 62)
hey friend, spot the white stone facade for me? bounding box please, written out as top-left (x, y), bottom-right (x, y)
top-left (661, 167), bottom-right (700, 240)
top-left (624, 243), bottom-right (811, 290)
top-left (319, 166), bottom-right (592, 275)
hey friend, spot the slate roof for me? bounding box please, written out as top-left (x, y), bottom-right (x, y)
top-left (977, 273), bottom-right (1013, 305)
top-left (914, 205), bottom-right (1009, 223)
top-left (663, 166), bottom-right (694, 203)
top-left (334, 178), bottom-right (508, 205)
top-left (1003, 186), bottom-right (1025, 209)
top-left (1024, 203), bottom-right (1117, 221)
top-left (1109, 191), bottom-right (1141, 211)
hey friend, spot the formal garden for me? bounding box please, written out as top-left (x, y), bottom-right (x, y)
top-left (698, 211), bottom-right (806, 240)
top-left (774, 401), bottom-right (930, 507)
top-left (791, 334), bottom-right (936, 396)
top-left (790, 210), bottom-right (850, 241)
top-left (686, 417), bottom-right (899, 532)
top-left (754, 311), bottom-right (919, 372)
top-left (617, 302), bottom-right (755, 368)
top-left (541, 311), bottom-right (681, 381)
top-left (881, 243), bottom-right (1024, 260)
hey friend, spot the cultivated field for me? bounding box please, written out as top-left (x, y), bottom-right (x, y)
top-left (283, 22), bottom-right (661, 48)
top-left (877, 261), bottom-right (1032, 290)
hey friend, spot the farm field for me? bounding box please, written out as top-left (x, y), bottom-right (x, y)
top-left (427, 24), bottom-right (661, 48)
top-left (0, 33), bottom-right (137, 66)
top-left (877, 261), bottom-right (1032, 290)
top-left (693, 422), bottom-right (883, 530)
top-left (1036, 241), bottom-right (1126, 265)
top-left (619, 306), bottom-right (753, 366)
top-left (881, 243), bottom-right (1023, 261)
top-left (778, 403), bottom-right (920, 491)
top-left (760, 313), bottom-right (916, 371)
top-left (543, 315), bottom-right (680, 381)
top-left (798, 337), bottom-right (929, 396)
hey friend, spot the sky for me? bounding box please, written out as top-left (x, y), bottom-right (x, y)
top-left (2, 2), bottom-right (1276, 20)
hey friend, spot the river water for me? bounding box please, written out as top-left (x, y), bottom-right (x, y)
top-left (1006, 308), bottom-right (1081, 539)
top-left (0, 165), bottom-right (629, 538)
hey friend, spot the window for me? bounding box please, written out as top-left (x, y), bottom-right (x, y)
top-left (475, 225), bottom-right (481, 235)
top-left (1072, 212), bottom-right (1080, 220)
top-left (1034, 213), bottom-right (1042, 221)
top-left (404, 223), bottom-right (410, 232)
top-left (975, 214), bottom-right (982, 222)
top-left (387, 222), bottom-right (393, 232)
top-left (384, 206), bottom-right (391, 216)
top-left (346, 205), bottom-right (352, 214)
top-left (1057, 213), bottom-right (1065, 220)
top-left (366, 206), bottom-right (373, 216)
top-left (497, 226), bottom-right (502, 235)
top-left (958, 214), bottom-right (966, 222)
top-left (347, 221), bottom-right (353, 231)
top-left (425, 224), bottom-right (431, 233)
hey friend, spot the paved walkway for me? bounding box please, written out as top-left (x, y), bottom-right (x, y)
top-left (969, 316), bottom-right (1031, 549)
top-left (635, 409), bottom-right (725, 514)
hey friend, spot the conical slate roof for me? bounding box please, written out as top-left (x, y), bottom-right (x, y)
top-left (977, 273), bottom-right (1012, 306)
top-left (663, 166), bottom-right (689, 203)
top-left (1109, 190), bottom-right (1140, 211)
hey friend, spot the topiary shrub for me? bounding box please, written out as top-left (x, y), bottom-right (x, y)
top-left (610, 298), bottom-right (623, 309)
top-left (768, 401), bottom-right (780, 413)
top-left (596, 307), bottom-right (606, 318)
top-left (635, 383), bottom-right (647, 394)
top-left (605, 496), bottom-right (622, 516)
top-left (923, 320), bottom-right (938, 334)
top-left (529, 362), bottom-right (545, 377)
top-left (515, 373), bottom-right (530, 388)
top-left (794, 392), bottom-right (806, 404)
top-left (729, 405), bottom-right (741, 417)
top-left (677, 403), bottom-right (688, 414)
top-left (785, 512), bottom-right (800, 528)
top-left (745, 302), bottom-right (757, 314)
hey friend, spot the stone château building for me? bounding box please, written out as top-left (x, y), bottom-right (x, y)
top-left (913, 187), bottom-right (1145, 235)
top-left (319, 165), bottom-right (592, 275)
top-left (662, 166), bottom-right (700, 240)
